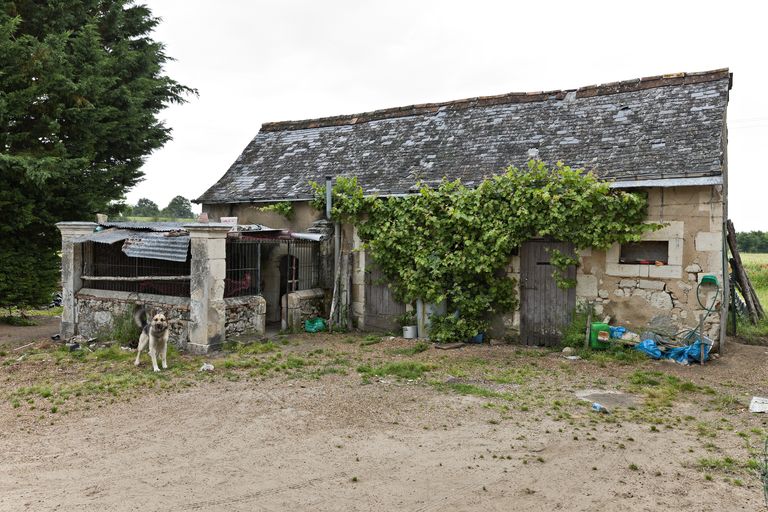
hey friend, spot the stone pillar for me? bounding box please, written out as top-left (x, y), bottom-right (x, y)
top-left (55, 222), bottom-right (97, 338)
top-left (185, 223), bottom-right (232, 354)
top-left (307, 219), bottom-right (334, 289)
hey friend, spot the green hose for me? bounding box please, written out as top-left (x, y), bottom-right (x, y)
top-left (677, 279), bottom-right (720, 344)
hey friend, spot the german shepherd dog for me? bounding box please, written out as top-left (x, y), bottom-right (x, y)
top-left (133, 307), bottom-right (170, 372)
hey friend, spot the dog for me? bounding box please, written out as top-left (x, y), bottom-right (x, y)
top-left (133, 307), bottom-right (170, 372)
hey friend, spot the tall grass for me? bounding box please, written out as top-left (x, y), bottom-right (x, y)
top-left (735, 253), bottom-right (768, 342)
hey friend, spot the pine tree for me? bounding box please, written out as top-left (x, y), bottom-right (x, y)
top-left (0, 0), bottom-right (194, 308)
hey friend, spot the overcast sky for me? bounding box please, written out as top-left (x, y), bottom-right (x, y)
top-left (129, 0), bottom-right (768, 231)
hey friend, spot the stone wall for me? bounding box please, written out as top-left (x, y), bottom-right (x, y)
top-left (574, 185), bottom-right (725, 344)
top-left (225, 295), bottom-right (266, 337)
top-left (75, 289), bottom-right (190, 348)
top-left (282, 288), bottom-right (326, 331)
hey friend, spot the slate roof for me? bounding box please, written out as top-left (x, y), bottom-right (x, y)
top-left (197, 69), bottom-right (731, 204)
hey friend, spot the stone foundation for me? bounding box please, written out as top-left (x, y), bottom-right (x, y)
top-left (75, 289), bottom-right (190, 348)
top-left (282, 288), bottom-right (326, 332)
top-left (225, 295), bottom-right (267, 337)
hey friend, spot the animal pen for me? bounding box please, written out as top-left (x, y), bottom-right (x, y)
top-left (56, 221), bottom-right (327, 353)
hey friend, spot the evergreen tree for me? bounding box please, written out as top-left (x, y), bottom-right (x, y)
top-left (0, 1), bottom-right (194, 308)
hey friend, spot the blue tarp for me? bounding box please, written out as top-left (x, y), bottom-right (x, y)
top-left (633, 338), bottom-right (711, 364)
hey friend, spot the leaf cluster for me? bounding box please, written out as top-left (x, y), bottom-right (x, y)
top-left (257, 201), bottom-right (294, 219)
top-left (313, 161), bottom-right (658, 341)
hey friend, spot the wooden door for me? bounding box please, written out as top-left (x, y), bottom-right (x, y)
top-left (520, 241), bottom-right (576, 346)
top-left (364, 265), bottom-right (405, 331)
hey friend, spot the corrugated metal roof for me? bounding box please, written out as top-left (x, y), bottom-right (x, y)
top-left (78, 228), bottom-right (133, 244)
top-left (122, 232), bottom-right (190, 262)
top-left (100, 221), bottom-right (188, 232)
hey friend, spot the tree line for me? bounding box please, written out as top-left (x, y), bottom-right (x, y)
top-left (124, 196), bottom-right (194, 219)
top-left (736, 231), bottom-right (768, 253)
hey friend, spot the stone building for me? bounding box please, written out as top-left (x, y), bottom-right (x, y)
top-left (196, 69), bottom-right (732, 347)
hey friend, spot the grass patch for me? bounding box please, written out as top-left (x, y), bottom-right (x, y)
top-left (357, 361), bottom-right (432, 379)
top-left (734, 253), bottom-right (768, 343)
top-left (627, 370), bottom-right (701, 408)
top-left (696, 456), bottom-right (737, 473)
top-left (104, 310), bottom-right (141, 346)
top-left (360, 334), bottom-right (382, 346)
top-left (485, 365), bottom-right (539, 385)
top-left (0, 315), bottom-right (38, 326)
top-left (434, 381), bottom-right (515, 400)
top-left (389, 341), bottom-right (429, 356)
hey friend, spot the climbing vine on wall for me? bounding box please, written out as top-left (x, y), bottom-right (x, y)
top-left (258, 201), bottom-right (294, 219)
top-left (311, 161), bottom-right (661, 341)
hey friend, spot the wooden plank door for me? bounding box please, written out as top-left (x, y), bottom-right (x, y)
top-left (520, 241), bottom-right (576, 346)
top-left (364, 265), bottom-right (405, 331)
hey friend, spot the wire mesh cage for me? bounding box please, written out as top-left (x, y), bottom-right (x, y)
top-left (81, 241), bottom-right (191, 297)
top-left (225, 238), bottom-right (320, 298)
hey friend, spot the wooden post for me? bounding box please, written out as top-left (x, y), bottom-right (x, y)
top-left (727, 220), bottom-right (760, 324)
top-left (698, 313), bottom-right (705, 366)
top-left (584, 302), bottom-right (592, 350)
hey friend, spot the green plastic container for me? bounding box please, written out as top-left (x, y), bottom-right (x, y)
top-left (590, 322), bottom-right (611, 350)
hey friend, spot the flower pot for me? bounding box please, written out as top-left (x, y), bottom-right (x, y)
top-left (402, 325), bottom-right (418, 339)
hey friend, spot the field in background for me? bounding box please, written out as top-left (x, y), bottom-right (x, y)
top-left (112, 215), bottom-right (196, 223)
top-left (735, 253), bottom-right (768, 342)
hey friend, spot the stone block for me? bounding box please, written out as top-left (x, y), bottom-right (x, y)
top-left (643, 220), bottom-right (684, 241)
top-left (207, 240), bottom-right (226, 260)
top-left (685, 263), bottom-right (702, 273)
top-left (667, 238), bottom-right (684, 265)
top-left (638, 279), bottom-right (665, 290)
top-left (619, 279), bottom-right (637, 288)
top-left (695, 231), bottom-right (721, 252)
top-left (598, 289), bottom-right (609, 299)
top-left (648, 265), bottom-right (682, 279)
top-left (575, 274), bottom-right (597, 298)
top-left (613, 288), bottom-right (625, 297)
top-left (606, 263), bottom-right (640, 277)
top-left (650, 291), bottom-right (673, 310)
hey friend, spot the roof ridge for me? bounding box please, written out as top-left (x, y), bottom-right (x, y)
top-left (260, 69), bottom-right (730, 133)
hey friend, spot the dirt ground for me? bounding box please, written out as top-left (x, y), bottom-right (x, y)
top-left (0, 329), bottom-right (766, 511)
top-left (0, 315), bottom-right (59, 346)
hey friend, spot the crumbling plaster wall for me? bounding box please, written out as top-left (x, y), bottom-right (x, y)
top-left (575, 185), bottom-right (724, 342)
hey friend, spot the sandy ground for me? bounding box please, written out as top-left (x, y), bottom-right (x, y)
top-left (0, 334), bottom-right (766, 511)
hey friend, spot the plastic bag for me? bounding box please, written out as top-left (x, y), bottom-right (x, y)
top-left (664, 339), bottom-right (711, 364)
top-left (304, 317), bottom-right (327, 333)
top-left (609, 326), bottom-right (627, 339)
top-left (634, 339), bottom-right (663, 359)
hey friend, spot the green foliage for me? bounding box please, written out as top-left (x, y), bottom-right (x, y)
top-left (0, 1), bottom-right (194, 307)
top-left (258, 201), bottom-right (294, 219)
top-left (309, 176), bottom-right (368, 223)
top-left (547, 248), bottom-right (579, 289)
top-left (397, 310), bottom-right (416, 327)
top-left (735, 232), bottom-right (768, 253)
top-left (132, 198), bottom-right (160, 217)
top-left (560, 302), bottom-right (593, 349)
top-left (428, 314), bottom-right (480, 343)
top-left (312, 161), bottom-right (657, 342)
top-left (162, 196), bottom-right (193, 218)
top-left (0, 315), bottom-right (36, 326)
top-left (106, 310), bottom-right (141, 346)
top-left (0, 240), bottom-right (60, 309)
